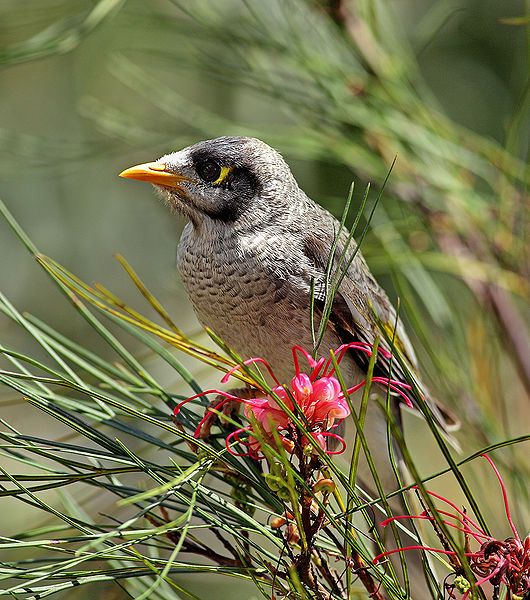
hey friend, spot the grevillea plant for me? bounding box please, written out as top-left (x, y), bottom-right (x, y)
top-left (374, 455), bottom-right (530, 600)
top-left (174, 342), bottom-right (412, 460)
top-left (170, 343), bottom-right (417, 598)
top-left (0, 201), bottom-right (529, 600)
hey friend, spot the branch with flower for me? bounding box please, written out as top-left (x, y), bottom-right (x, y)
top-left (174, 341), bottom-right (413, 461)
top-left (373, 455), bottom-right (530, 600)
top-left (173, 341), bottom-right (414, 597)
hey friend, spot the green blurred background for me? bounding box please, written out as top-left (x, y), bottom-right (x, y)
top-left (1, 0), bottom-right (525, 340)
top-left (0, 0), bottom-right (528, 598)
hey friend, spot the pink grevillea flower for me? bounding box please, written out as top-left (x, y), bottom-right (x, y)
top-left (373, 455), bottom-right (530, 600)
top-left (174, 343), bottom-right (413, 460)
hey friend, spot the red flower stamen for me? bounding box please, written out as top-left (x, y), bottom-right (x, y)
top-left (173, 389), bottom-right (247, 437)
top-left (373, 545), bottom-right (463, 564)
top-left (345, 376), bottom-right (413, 408)
top-left (380, 512), bottom-right (489, 544)
top-left (372, 457), bottom-right (529, 599)
top-left (175, 344), bottom-right (420, 460)
top-left (173, 388), bottom-right (243, 417)
top-left (291, 345), bottom-right (322, 377)
top-left (481, 454), bottom-right (520, 542)
top-left (417, 487), bottom-right (487, 537)
top-left (317, 431), bottom-right (347, 455)
top-left (221, 357), bottom-right (281, 386)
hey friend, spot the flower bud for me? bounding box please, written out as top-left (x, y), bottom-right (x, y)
top-left (313, 478), bottom-right (336, 495)
top-left (264, 473), bottom-right (282, 491)
top-left (277, 487), bottom-right (291, 502)
top-left (281, 437), bottom-right (295, 453)
top-left (286, 523), bottom-right (300, 544)
top-left (453, 576), bottom-right (471, 593)
top-left (271, 516), bottom-right (286, 529)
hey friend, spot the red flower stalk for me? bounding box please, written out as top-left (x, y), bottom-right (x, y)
top-left (174, 343), bottom-right (413, 460)
top-left (373, 454), bottom-right (530, 599)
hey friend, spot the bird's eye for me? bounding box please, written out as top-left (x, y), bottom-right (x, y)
top-left (196, 160), bottom-right (222, 183)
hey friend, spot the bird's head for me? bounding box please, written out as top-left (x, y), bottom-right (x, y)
top-left (119, 136), bottom-right (300, 228)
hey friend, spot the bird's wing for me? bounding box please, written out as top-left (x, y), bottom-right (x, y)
top-left (303, 222), bottom-right (459, 433)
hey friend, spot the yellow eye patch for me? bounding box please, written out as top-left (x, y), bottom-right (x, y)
top-left (212, 165), bottom-right (233, 185)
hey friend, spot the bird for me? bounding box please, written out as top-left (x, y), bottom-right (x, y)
top-left (120, 136), bottom-right (457, 594)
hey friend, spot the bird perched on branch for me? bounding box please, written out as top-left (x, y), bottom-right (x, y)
top-left (120, 136), bottom-right (454, 410)
top-left (120, 136), bottom-right (458, 593)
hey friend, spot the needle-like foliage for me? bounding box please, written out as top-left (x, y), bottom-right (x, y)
top-left (1, 190), bottom-right (528, 598)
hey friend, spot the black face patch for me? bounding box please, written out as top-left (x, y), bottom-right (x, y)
top-left (228, 167), bottom-right (259, 197)
top-left (190, 148), bottom-right (260, 222)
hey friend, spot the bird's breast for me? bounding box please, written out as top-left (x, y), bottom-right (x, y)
top-left (176, 229), bottom-right (344, 383)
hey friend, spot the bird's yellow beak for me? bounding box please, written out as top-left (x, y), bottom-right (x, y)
top-left (119, 162), bottom-right (190, 189)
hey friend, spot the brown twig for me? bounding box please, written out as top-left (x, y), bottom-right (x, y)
top-left (347, 552), bottom-right (385, 600)
top-left (295, 447), bottom-right (318, 592)
top-left (436, 227), bottom-right (530, 398)
top-left (314, 547), bottom-right (347, 598)
top-left (486, 285), bottom-right (530, 397)
top-left (145, 513), bottom-right (244, 568)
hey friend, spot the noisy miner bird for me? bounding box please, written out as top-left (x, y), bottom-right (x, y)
top-left (120, 136), bottom-right (457, 590)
